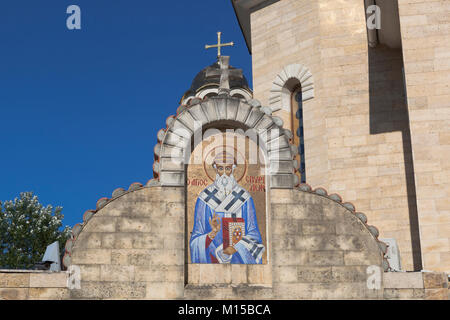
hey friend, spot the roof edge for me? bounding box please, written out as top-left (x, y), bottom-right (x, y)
top-left (231, 0), bottom-right (252, 55)
top-left (231, 0), bottom-right (280, 55)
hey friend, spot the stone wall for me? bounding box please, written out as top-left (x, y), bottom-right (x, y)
top-left (66, 185), bottom-right (385, 299)
top-left (383, 271), bottom-right (448, 299)
top-left (1, 269), bottom-right (447, 300)
top-left (1, 185), bottom-right (447, 300)
top-left (0, 270), bottom-right (68, 300)
top-left (267, 188), bottom-right (385, 299)
top-left (397, 0), bottom-right (450, 272)
top-left (68, 187), bottom-right (185, 299)
top-left (251, 0), bottom-right (327, 189)
top-left (248, 0), bottom-right (445, 271)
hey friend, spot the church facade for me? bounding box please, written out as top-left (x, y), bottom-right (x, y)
top-left (0, 0), bottom-right (449, 300)
top-left (233, 0), bottom-right (450, 273)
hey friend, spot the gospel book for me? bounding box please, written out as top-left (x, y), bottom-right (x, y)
top-left (222, 217), bottom-right (245, 248)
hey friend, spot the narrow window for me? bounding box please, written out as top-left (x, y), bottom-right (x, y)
top-left (291, 88), bottom-right (306, 183)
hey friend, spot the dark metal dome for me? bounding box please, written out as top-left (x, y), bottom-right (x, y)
top-left (182, 61), bottom-right (251, 99)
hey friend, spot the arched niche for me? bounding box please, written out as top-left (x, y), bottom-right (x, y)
top-left (154, 96), bottom-right (298, 189)
top-left (269, 63), bottom-right (314, 113)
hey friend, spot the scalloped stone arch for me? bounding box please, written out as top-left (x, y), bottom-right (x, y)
top-left (182, 87), bottom-right (253, 104)
top-left (154, 96), bottom-right (299, 189)
top-left (269, 63), bottom-right (314, 113)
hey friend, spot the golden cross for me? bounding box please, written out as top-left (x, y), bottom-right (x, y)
top-left (205, 32), bottom-right (234, 58)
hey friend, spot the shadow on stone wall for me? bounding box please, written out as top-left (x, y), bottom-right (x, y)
top-left (368, 45), bottom-right (423, 271)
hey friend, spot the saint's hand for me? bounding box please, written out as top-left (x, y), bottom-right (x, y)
top-left (209, 213), bottom-right (221, 232)
top-left (223, 246), bottom-right (236, 255)
top-left (208, 213), bottom-right (221, 239)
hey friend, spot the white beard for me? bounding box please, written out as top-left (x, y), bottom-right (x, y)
top-left (214, 173), bottom-right (237, 197)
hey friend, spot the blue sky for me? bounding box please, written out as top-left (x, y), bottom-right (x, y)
top-left (0, 1), bottom-right (252, 227)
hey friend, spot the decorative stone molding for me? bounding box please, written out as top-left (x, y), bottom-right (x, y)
top-left (182, 87), bottom-right (252, 105)
top-left (269, 63), bottom-right (314, 113)
top-left (155, 95), bottom-right (298, 189)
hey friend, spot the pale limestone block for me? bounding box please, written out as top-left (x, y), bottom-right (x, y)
top-left (163, 235), bottom-right (184, 250)
top-left (423, 272), bottom-right (448, 289)
top-left (108, 282), bottom-right (146, 299)
top-left (269, 189), bottom-right (294, 204)
top-left (77, 232), bottom-right (102, 248)
top-left (307, 251), bottom-right (345, 266)
top-left (146, 249), bottom-right (183, 266)
top-left (334, 235), bottom-right (365, 251)
top-left (101, 233), bottom-right (116, 248)
top-left (331, 266), bottom-right (367, 282)
top-left (29, 272), bottom-right (68, 288)
top-left (0, 273), bottom-right (30, 288)
top-left (344, 251), bottom-right (379, 266)
top-left (383, 272), bottom-right (423, 289)
top-left (29, 288), bottom-right (69, 300)
top-left (199, 264), bottom-right (221, 284)
top-left (70, 281), bottom-right (146, 299)
top-left (164, 265), bottom-right (184, 283)
top-left (302, 221), bottom-right (335, 235)
top-left (71, 248), bottom-right (111, 265)
top-left (425, 288), bottom-right (448, 300)
top-left (84, 216), bottom-right (117, 232)
top-left (70, 281), bottom-right (112, 299)
top-left (79, 265), bottom-right (101, 282)
top-left (132, 234), bottom-right (162, 249)
top-left (272, 249), bottom-right (308, 266)
top-left (297, 266), bottom-right (332, 283)
top-left (248, 264), bottom-right (272, 285)
top-left (100, 265), bottom-right (135, 282)
top-left (273, 283), bottom-right (313, 299)
top-left (227, 286), bottom-right (273, 300)
top-left (231, 264), bottom-right (248, 285)
top-left (294, 235), bottom-right (324, 250)
top-left (135, 266), bottom-right (166, 282)
top-left (322, 203), bottom-right (347, 220)
top-left (273, 266), bottom-right (297, 283)
top-left (270, 204), bottom-right (288, 218)
top-left (112, 233), bottom-right (134, 249)
top-left (187, 264), bottom-right (200, 285)
top-left (166, 201), bottom-right (185, 216)
top-left (116, 217), bottom-right (152, 233)
top-left (272, 218), bottom-right (300, 235)
top-left (158, 187), bottom-right (185, 202)
top-left (146, 281), bottom-right (183, 299)
top-left (128, 250), bottom-right (154, 266)
top-left (271, 234), bottom-right (296, 251)
top-left (184, 285), bottom-right (232, 300)
top-left (151, 216), bottom-right (184, 235)
top-left (310, 282), bottom-right (379, 300)
top-left (0, 288), bottom-right (29, 300)
top-left (287, 204), bottom-right (317, 220)
top-left (383, 288), bottom-right (425, 300)
top-left (111, 249), bottom-right (130, 265)
top-left (335, 214), bottom-right (367, 235)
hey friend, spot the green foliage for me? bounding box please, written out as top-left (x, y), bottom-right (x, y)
top-left (0, 192), bottom-right (71, 269)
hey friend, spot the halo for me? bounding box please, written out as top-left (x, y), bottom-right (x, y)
top-left (203, 145), bottom-right (247, 182)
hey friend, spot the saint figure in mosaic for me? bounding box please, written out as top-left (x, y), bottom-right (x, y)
top-left (190, 151), bottom-right (264, 264)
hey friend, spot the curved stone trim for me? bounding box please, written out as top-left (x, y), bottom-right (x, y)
top-left (296, 183), bottom-right (391, 271)
top-left (182, 87), bottom-right (253, 105)
top-left (155, 96), bottom-right (297, 189)
top-left (269, 63), bottom-right (314, 113)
